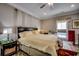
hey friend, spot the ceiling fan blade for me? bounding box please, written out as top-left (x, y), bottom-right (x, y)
top-left (40, 4), bottom-right (46, 8)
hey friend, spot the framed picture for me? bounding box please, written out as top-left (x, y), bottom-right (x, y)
top-left (73, 19), bottom-right (79, 28)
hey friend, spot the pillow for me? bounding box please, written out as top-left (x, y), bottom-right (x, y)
top-left (40, 30), bottom-right (49, 34)
top-left (32, 30), bottom-right (40, 34)
top-left (19, 31), bottom-right (33, 38)
top-left (19, 32), bottom-right (24, 38)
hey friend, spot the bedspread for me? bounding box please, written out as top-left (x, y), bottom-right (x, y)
top-left (18, 34), bottom-right (59, 56)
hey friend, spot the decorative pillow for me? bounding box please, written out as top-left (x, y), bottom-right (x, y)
top-left (32, 30), bottom-right (40, 34)
top-left (19, 32), bottom-right (24, 38)
top-left (40, 30), bottom-right (49, 34)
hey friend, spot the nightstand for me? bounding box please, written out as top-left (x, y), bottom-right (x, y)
top-left (0, 40), bottom-right (17, 56)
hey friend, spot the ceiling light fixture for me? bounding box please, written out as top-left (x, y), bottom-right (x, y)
top-left (71, 4), bottom-right (75, 7)
top-left (43, 13), bottom-right (47, 15)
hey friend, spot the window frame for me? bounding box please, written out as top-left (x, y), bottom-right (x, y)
top-left (56, 20), bottom-right (68, 39)
top-left (57, 21), bottom-right (67, 30)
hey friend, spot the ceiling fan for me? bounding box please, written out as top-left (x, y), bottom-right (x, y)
top-left (40, 3), bottom-right (53, 9)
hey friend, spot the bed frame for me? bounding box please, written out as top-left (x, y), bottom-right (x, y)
top-left (17, 27), bottom-right (38, 38)
top-left (17, 27), bottom-right (51, 56)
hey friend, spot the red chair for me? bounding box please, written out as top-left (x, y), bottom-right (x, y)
top-left (68, 30), bottom-right (75, 45)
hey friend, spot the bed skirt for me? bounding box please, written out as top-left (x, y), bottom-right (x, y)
top-left (19, 43), bottom-right (51, 56)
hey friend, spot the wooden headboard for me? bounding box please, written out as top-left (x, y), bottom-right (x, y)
top-left (17, 27), bottom-right (38, 38)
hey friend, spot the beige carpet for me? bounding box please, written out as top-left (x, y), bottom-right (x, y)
top-left (13, 46), bottom-right (79, 56)
top-left (13, 50), bottom-right (79, 56)
top-left (13, 51), bottom-right (28, 56)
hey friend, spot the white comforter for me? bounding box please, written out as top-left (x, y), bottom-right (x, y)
top-left (18, 34), bottom-right (59, 56)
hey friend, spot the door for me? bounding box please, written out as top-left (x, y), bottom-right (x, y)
top-left (68, 30), bottom-right (75, 44)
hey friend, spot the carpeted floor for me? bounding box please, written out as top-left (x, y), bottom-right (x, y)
top-left (13, 51), bottom-right (28, 56)
top-left (13, 45), bottom-right (79, 56)
top-left (13, 50), bottom-right (79, 56)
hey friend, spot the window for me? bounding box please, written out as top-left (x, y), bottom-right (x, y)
top-left (3, 27), bottom-right (12, 34)
top-left (57, 20), bottom-right (67, 39)
top-left (57, 21), bottom-right (67, 30)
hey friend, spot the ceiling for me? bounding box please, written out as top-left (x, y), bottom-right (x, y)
top-left (8, 3), bottom-right (79, 19)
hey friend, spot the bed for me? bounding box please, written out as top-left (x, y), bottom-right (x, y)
top-left (17, 27), bottom-right (59, 56)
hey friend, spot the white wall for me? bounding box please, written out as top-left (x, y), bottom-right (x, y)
top-left (16, 7), bottom-right (40, 28)
top-left (0, 3), bottom-right (41, 33)
top-left (40, 19), bottom-right (56, 32)
top-left (0, 4), bottom-right (15, 27)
